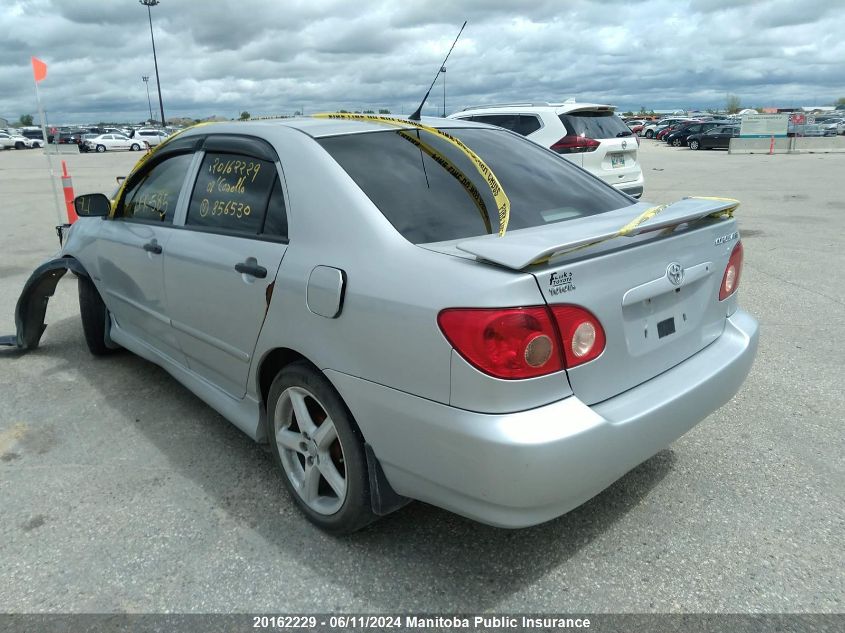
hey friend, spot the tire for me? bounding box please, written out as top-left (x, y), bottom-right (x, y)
top-left (96, 144), bottom-right (106, 153)
top-left (15, 142), bottom-right (24, 150)
top-left (689, 139), bottom-right (700, 150)
top-left (267, 361), bottom-right (377, 534)
top-left (672, 138), bottom-right (682, 147)
top-left (645, 129), bottom-right (654, 139)
top-left (130, 143), bottom-right (140, 151)
top-left (78, 275), bottom-right (117, 356)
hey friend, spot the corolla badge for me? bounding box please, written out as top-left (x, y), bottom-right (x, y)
top-left (666, 262), bottom-right (684, 286)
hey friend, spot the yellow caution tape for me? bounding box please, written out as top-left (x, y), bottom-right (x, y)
top-left (396, 130), bottom-right (492, 235)
top-left (618, 204), bottom-right (669, 236)
top-left (314, 113), bottom-right (511, 236)
top-left (686, 196), bottom-right (740, 218)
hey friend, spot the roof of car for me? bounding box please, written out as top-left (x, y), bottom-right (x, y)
top-left (177, 116), bottom-right (491, 140)
top-left (451, 100), bottom-right (616, 115)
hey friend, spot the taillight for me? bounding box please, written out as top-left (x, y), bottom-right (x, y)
top-left (437, 307), bottom-right (562, 379)
top-left (550, 305), bottom-right (606, 367)
top-left (719, 241), bottom-right (744, 300)
top-left (437, 304), bottom-right (607, 379)
top-left (550, 135), bottom-right (600, 154)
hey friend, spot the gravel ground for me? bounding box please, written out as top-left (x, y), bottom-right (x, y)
top-left (0, 140), bottom-right (842, 614)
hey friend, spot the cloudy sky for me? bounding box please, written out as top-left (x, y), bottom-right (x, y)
top-left (2, 0), bottom-right (843, 125)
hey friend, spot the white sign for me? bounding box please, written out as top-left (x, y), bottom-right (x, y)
top-left (740, 114), bottom-right (789, 137)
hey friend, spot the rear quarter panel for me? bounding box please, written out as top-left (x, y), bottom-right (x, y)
top-left (251, 130), bottom-right (557, 408)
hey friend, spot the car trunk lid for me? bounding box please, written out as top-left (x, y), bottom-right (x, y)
top-left (457, 198), bottom-right (740, 404)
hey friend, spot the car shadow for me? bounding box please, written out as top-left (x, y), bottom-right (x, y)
top-left (18, 313), bottom-right (678, 610)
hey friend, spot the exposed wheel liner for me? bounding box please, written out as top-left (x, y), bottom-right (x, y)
top-left (0, 257), bottom-right (88, 352)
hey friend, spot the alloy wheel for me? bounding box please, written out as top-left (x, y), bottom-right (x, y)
top-left (274, 386), bottom-right (347, 515)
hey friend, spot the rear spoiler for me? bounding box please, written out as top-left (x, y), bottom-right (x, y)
top-left (456, 197), bottom-right (738, 270)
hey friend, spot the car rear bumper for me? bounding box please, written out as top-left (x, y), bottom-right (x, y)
top-left (328, 309), bottom-right (758, 528)
top-left (613, 173), bottom-right (644, 198)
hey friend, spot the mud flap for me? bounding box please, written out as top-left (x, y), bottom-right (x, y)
top-left (0, 257), bottom-right (88, 352)
top-left (365, 443), bottom-right (412, 516)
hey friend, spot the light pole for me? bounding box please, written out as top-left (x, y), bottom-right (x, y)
top-left (142, 75), bottom-right (154, 124)
top-left (441, 65), bottom-right (446, 117)
top-left (140, 0), bottom-right (165, 127)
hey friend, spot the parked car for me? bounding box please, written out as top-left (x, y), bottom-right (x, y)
top-left (664, 121), bottom-right (731, 147)
top-left (449, 100), bottom-right (644, 198)
top-left (655, 125), bottom-right (677, 141)
top-left (0, 132), bottom-right (17, 150)
top-left (7, 115), bottom-right (757, 533)
top-left (56, 131), bottom-right (86, 145)
top-left (0, 131), bottom-right (35, 149)
top-left (815, 118), bottom-right (841, 134)
top-left (83, 133), bottom-right (145, 152)
top-left (78, 133), bottom-right (99, 153)
top-left (687, 125), bottom-right (739, 150)
top-left (801, 124), bottom-right (837, 138)
top-left (132, 128), bottom-right (169, 147)
top-left (19, 128), bottom-right (52, 144)
top-left (641, 118), bottom-right (696, 139)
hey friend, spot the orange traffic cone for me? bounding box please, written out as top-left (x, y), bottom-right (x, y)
top-left (61, 160), bottom-right (78, 223)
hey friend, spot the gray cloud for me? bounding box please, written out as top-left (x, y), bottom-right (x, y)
top-left (1, 0), bottom-right (842, 125)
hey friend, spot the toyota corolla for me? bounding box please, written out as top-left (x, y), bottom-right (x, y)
top-left (3, 115), bottom-right (758, 533)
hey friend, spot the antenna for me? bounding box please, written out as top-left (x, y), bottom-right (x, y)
top-left (409, 20), bottom-right (467, 121)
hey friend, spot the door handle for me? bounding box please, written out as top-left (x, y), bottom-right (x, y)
top-left (235, 261), bottom-right (267, 278)
top-left (143, 241), bottom-right (162, 254)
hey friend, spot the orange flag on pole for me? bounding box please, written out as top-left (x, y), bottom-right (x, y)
top-left (31, 57), bottom-right (47, 82)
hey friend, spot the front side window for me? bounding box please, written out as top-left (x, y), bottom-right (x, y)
top-left (120, 153), bottom-right (193, 223)
top-left (185, 152), bottom-right (278, 236)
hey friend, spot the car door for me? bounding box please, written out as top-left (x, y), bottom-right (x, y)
top-left (96, 149), bottom-right (198, 365)
top-left (113, 134), bottom-right (131, 150)
top-left (715, 127), bottom-right (734, 148)
top-left (163, 135), bottom-right (289, 398)
top-left (701, 128), bottom-right (721, 149)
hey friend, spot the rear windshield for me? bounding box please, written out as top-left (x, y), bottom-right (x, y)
top-left (317, 127), bottom-right (631, 244)
top-left (558, 111), bottom-right (632, 139)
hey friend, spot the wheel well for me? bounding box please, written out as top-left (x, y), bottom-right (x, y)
top-left (257, 347), bottom-right (313, 406)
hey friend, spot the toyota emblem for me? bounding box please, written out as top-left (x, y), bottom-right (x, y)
top-left (666, 262), bottom-right (684, 286)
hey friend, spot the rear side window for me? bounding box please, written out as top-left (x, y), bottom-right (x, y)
top-left (470, 114), bottom-right (542, 137)
top-left (472, 114), bottom-right (517, 129)
top-left (186, 152), bottom-right (280, 237)
top-left (513, 115), bottom-right (542, 136)
top-left (559, 111), bottom-right (632, 139)
top-left (318, 128), bottom-right (630, 244)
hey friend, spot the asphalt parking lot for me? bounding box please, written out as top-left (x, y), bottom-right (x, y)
top-left (0, 140), bottom-right (842, 614)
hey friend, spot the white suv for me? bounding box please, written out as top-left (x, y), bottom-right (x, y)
top-left (132, 128), bottom-right (169, 147)
top-left (448, 100), bottom-right (643, 198)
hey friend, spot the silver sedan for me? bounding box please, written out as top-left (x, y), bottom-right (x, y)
top-left (4, 115), bottom-right (758, 533)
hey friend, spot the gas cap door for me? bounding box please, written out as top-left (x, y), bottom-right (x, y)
top-left (307, 266), bottom-right (346, 318)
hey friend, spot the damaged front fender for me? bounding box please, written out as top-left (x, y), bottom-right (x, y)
top-left (0, 257), bottom-right (89, 351)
